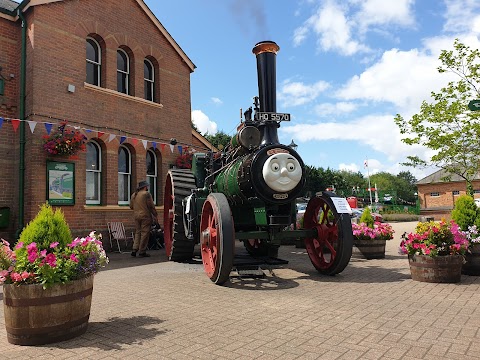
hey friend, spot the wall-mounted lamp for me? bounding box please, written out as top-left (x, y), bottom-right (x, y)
top-left (170, 138), bottom-right (177, 145)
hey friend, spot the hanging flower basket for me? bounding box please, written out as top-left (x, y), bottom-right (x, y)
top-left (43, 121), bottom-right (86, 156)
top-left (175, 152), bottom-right (193, 169)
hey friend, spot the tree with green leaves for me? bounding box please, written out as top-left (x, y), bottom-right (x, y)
top-left (203, 131), bottom-right (232, 150)
top-left (394, 39), bottom-right (480, 196)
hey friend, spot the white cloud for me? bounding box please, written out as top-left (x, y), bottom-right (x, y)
top-left (278, 79), bottom-right (330, 107)
top-left (354, 0), bottom-right (415, 31)
top-left (339, 162), bottom-right (360, 172)
top-left (314, 102), bottom-right (357, 116)
top-left (443, 0), bottom-right (480, 33)
top-left (191, 110), bottom-right (218, 135)
top-left (211, 97), bottom-right (223, 105)
top-left (280, 114), bottom-right (428, 164)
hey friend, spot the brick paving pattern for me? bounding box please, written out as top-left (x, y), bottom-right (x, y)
top-left (1, 222), bottom-right (480, 359)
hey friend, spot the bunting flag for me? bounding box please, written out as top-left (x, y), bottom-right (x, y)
top-left (108, 134), bottom-right (116, 143)
top-left (120, 136), bottom-right (126, 144)
top-left (132, 138), bottom-right (138, 146)
top-left (142, 140), bottom-right (148, 149)
top-left (169, 144), bottom-right (174, 153)
top-left (0, 117), bottom-right (3, 129)
top-left (177, 145), bottom-right (183, 155)
top-left (85, 129), bottom-right (92, 133)
top-left (27, 121), bottom-right (37, 133)
top-left (160, 143), bottom-right (165, 152)
top-left (97, 131), bottom-right (104, 138)
top-left (11, 119), bottom-right (20, 133)
top-left (152, 141), bottom-right (157, 150)
top-left (45, 123), bottom-right (53, 135)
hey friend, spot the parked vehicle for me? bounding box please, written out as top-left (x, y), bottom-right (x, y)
top-left (350, 208), bottom-right (383, 223)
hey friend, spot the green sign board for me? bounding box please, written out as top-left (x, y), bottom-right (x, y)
top-left (46, 161), bottom-right (75, 205)
top-left (468, 100), bottom-right (480, 111)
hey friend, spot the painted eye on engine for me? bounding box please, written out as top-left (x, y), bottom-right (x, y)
top-left (287, 163), bottom-right (295, 171)
top-left (271, 163), bottom-right (280, 172)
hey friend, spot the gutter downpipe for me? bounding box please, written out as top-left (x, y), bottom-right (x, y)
top-left (15, 6), bottom-right (27, 239)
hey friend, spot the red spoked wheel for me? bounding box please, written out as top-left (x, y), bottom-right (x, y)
top-left (303, 193), bottom-right (353, 275)
top-left (163, 170), bottom-right (196, 261)
top-left (200, 193), bottom-right (235, 285)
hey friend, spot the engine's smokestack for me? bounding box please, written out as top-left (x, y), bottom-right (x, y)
top-left (252, 40), bottom-right (280, 146)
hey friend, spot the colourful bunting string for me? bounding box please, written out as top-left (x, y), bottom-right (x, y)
top-left (0, 117), bottom-right (3, 129)
top-left (169, 144), bottom-right (174, 153)
top-left (142, 140), bottom-right (148, 149)
top-left (108, 134), bottom-right (116, 143)
top-left (97, 131), bottom-right (104, 138)
top-left (132, 138), bottom-right (138, 146)
top-left (152, 141), bottom-right (157, 150)
top-left (177, 145), bottom-right (183, 155)
top-left (120, 136), bottom-right (126, 144)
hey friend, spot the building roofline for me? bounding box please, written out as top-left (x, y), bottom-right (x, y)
top-left (192, 129), bottom-right (218, 152)
top-left (6, 0), bottom-right (196, 72)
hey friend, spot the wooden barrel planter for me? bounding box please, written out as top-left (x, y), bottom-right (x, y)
top-left (353, 239), bottom-right (386, 259)
top-left (408, 254), bottom-right (463, 283)
top-left (462, 244), bottom-right (480, 276)
top-left (3, 275), bottom-right (94, 346)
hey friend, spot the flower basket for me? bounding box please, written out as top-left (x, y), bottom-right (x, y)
top-left (43, 121), bottom-right (86, 156)
top-left (352, 222), bottom-right (394, 259)
top-left (399, 220), bottom-right (468, 283)
top-left (408, 254), bottom-right (464, 283)
top-left (0, 203), bottom-right (108, 345)
top-left (3, 275), bottom-right (94, 345)
top-left (459, 225), bottom-right (480, 276)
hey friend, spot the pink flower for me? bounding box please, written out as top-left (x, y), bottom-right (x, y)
top-left (21, 271), bottom-right (31, 280)
top-left (28, 251), bottom-right (38, 263)
top-left (27, 242), bottom-right (37, 251)
top-left (10, 272), bottom-right (23, 282)
top-left (70, 254), bottom-right (79, 263)
top-left (40, 249), bottom-right (47, 257)
top-left (44, 253), bottom-right (57, 267)
top-left (15, 241), bottom-right (24, 249)
top-left (50, 242), bottom-right (59, 248)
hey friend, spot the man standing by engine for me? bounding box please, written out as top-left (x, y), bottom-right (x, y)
top-left (129, 180), bottom-right (157, 258)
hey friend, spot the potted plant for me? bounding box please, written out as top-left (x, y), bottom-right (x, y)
top-left (399, 220), bottom-right (468, 283)
top-left (352, 221), bottom-right (394, 259)
top-left (43, 121), bottom-right (86, 156)
top-left (174, 152), bottom-right (193, 169)
top-left (459, 225), bottom-right (480, 275)
top-left (0, 203), bottom-right (108, 345)
top-left (351, 207), bottom-right (394, 259)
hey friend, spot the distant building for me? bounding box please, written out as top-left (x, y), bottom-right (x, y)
top-left (416, 169), bottom-right (480, 220)
top-left (0, 0), bottom-right (215, 247)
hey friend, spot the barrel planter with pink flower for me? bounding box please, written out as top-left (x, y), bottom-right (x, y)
top-left (352, 222), bottom-right (394, 259)
top-left (3, 275), bottom-right (94, 345)
top-left (408, 254), bottom-right (463, 283)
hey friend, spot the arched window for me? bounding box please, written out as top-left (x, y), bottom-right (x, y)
top-left (86, 38), bottom-right (101, 86)
top-left (146, 149), bottom-right (157, 204)
top-left (117, 49), bottom-right (130, 94)
top-left (86, 141), bottom-right (101, 204)
top-left (144, 59), bottom-right (155, 102)
top-left (118, 146), bottom-right (131, 204)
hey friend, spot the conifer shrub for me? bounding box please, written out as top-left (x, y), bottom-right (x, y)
top-left (451, 195), bottom-right (478, 231)
top-left (360, 207), bottom-right (375, 228)
top-left (19, 203), bottom-right (72, 249)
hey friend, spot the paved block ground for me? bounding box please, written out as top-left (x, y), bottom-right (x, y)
top-left (1, 222), bottom-right (480, 359)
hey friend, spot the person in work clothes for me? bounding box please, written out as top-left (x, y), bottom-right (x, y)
top-left (129, 180), bottom-right (158, 257)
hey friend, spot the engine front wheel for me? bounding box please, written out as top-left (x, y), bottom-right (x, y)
top-left (200, 193), bottom-right (235, 285)
top-left (303, 193), bottom-right (353, 275)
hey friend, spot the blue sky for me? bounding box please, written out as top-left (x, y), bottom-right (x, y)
top-left (145, 0), bottom-right (480, 181)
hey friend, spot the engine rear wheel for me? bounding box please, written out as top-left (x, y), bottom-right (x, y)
top-left (163, 170), bottom-right (197, 261)
top-left (303, 193), bottom-right (353, 275)
top-left (200, 193), bottom-right (234, 285)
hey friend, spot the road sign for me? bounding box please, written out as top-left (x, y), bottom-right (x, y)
top-left (468, 100), bottom-right (480, 111)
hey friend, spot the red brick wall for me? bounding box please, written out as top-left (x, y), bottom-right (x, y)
top-left (0, 0), bottom-right (193, 247)
top-left (0, 16), bottom-right (20, 239)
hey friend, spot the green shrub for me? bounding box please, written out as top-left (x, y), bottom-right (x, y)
top-left (451, 195), bottom-right (478, 231)
top-left (360, 207), bottom-right (375, 228)
top-left (19, 203), bottom-right (72, 249)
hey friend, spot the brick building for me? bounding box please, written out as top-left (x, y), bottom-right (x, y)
top-left (0, 0), bottom-right (213, 247)
top-left (417, 169), bottom-right (480, 220)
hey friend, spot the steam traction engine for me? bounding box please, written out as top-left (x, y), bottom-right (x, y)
top-left (163, 41), bottom-right (353, 284)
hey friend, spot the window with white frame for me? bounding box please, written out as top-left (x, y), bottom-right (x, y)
top-left (430, 192), bottom-right (440, 197)
top-left (86, 141), bottom-right (101, 204)
top-left (86, 38), bottom-right (101, 86)
top-left (117, 49), bottom-right (129, 94)
top-left (452, 190), bottom-right (460, 196)
top-left (144, 59), bottom-right (155, 102)
top-left (146, 149), bottom-right (157, 204)
top-left (118, 146), bottom-right (131, 204)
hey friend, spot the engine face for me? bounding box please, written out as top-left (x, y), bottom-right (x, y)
top-left (262, 152), bottom-right (302, 192)
top-left (251, 145), bottom-right (305, 205)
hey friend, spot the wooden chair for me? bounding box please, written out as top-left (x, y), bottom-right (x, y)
top-left (107, 222), bottom-right (134, 253)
